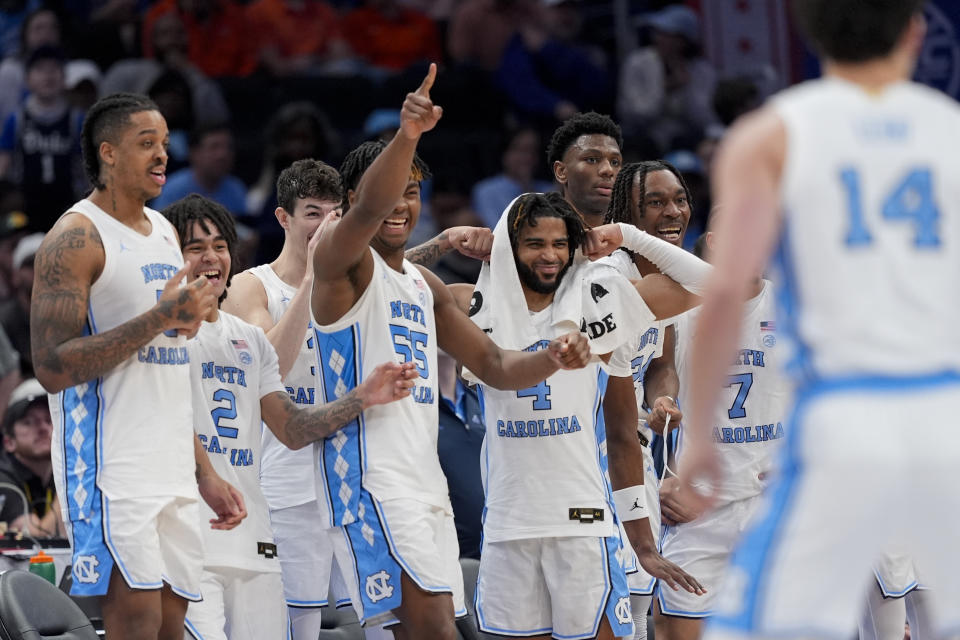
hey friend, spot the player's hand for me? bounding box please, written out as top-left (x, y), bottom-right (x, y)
top-left (658, 475), bottom-right (702, 526)
top-left (304, 208), bottom-right (340, 283)
top-left (635, 547), bottom-right (706, 595)
top-left (400, 62), bottom-right (443, 140)
top-left (583, 223), bottom-right (625, 260)
top-left (675, 442), bottom-right (723, 517)
top-left (155, 266), bottom-right (217, 335)
top-left (445, 226), bottom-right (493, 261)
top-left (547, 331), bottom-right (591, 370)
top-left (198, 473), bottom-right (248, 530)
top-left (648, 395), bottom-right (682, 434)
top-left (359, 362), bottom-right (419, 408)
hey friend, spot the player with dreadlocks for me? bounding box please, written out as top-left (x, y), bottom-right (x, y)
top-left (162, 194), bottom-right (419, 640)
top-left (308, 64), bottom-right (592, 639)
top-left (31, 93), bottom-right (244, 640)
top-left (547, 111), bottom-right (624, 228)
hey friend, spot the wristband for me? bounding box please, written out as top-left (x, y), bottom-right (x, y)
top-left (613, 486), bottom-right (648, 521)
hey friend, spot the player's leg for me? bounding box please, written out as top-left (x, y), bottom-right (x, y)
top-left (858, 583), bottom-right (905, 640)
top-left (183, 570), bottom-right (227, 640)
top-left (156, 496), bottom-right (205, 639)
top-left (390, 572), bottom-right (458, 640)
top-left (220, 569), bottom-right (288, 639)
top-left (103, 567), bottom-right (164, 640)
top-left (475, 537), bottom-right (552, 638)
top-left (654, 600), bottom-right (704, 640)
top-left (631, 595), bottom-right (653, 640)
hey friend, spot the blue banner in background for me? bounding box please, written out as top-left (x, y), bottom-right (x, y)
top-left (917, 1), bottom-right (960, 99)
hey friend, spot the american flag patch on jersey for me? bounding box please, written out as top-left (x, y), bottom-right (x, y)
top-left (760, 321), bottom-right (776, 332)
top-left (231, 339), bottom-right (249, 349)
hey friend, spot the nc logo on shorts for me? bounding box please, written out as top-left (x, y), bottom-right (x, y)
top-left (365, 570), bottom-right (394, 603)
top-left (74, 555), bottom-right (101, 584)
top-left (614, 596), bottom-right (632, 624)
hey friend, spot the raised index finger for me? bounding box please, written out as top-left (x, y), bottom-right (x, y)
top-left (416, 62), bottom-right (437, 97)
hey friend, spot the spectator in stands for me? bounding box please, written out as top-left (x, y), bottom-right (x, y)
top-left (0, 233), bottom-right (40, 378)
top-left (246, 0), bottom-right (350, 76)
top-left (64, 58), bottom-right (100, 111)
top-left (151, 123), bottom-right (247, 216)
top-left (471, 126), bottom-right (554, 229)
top-left (0, 327), bottom-right (19, 423)
top-left (147, 67), bottom-right (194, 172)
top-left (0, 185), bottom-right (28, 299)
top-left (142, 0), bottom-right (257, 77)
top-left (448, 0), bottom-right (539, 71)
top-left (0, 0), bottom-right (40, 59)
top-left (342, 0), bottom-right (442, 73)
top-left (0, 7), bottom-right (59, 122)
top-left (0, 45), bottom-right (85, 232)
top-left (0, 378), bottom-right (60, 537)
top-left (100, 11), bottom-right (229, 127)
top-left (617, 4), bottom-right (719, 153)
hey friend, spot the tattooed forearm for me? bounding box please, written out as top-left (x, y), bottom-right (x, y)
top-left (404, 233), bottom-right (446, 267)
top-left (281, 391), bottom-right (365, 449)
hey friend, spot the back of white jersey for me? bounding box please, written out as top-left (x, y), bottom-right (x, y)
top-left (190, 312), bottom-right (286, 571)
top-left (773, 78), bottom-right (960, 382)
top-left (50, 200), bottom-right (195, 515)
top-left (311, 250), bottom-right (448, 528)
top-left (247, 264), bottom-right (320, 512)
top-left (675, 281), bottom-right (789, 503)
top-left (480, 307), bottom-right (615, 542)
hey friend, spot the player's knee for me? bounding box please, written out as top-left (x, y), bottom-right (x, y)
top-left (104, 603), bottom-right (162, 640)
top-left (404, 612), bottom-right (457, 640)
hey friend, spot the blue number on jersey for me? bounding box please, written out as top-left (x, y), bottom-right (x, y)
top-left (390, 324), bottom-right (429, 378)
top-left (155, 290), bottom-right (179, 338)
top-left (517, 380), bottom-right (552, 410)
top-left (840, 167), bottom-right (941, 248)
top-left (631, 353), bottom-right (653, 386)
top-left (211, 388), bottom-right (238, 438)
top-left (725, 373), bottom-right (753, 420)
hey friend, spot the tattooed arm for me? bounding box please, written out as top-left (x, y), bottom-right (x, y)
top-left (259, 361), bottom-right (418, 450)
top-left (405, 225), bottom-right (493, 267)
top-left (30, 213), bottom-right (218, 393)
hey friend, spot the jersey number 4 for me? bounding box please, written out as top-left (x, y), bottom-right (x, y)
top-left (840, 167), bottom-right (941, 248)
top-left (517, 380), bottom-right (552, 410)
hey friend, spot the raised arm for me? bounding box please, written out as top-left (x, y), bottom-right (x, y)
top-left (604, 374), bottom-right (704, 594)
top-left (31, 214), bottom-right (216, 393)
top-left (313, 64), bottom-right (443, 285)
top-left (405, 226), bottom-right (494, 267)
top-left (260, 361), bottom-right (418, 450)
top-left (423, 267), bottom-right (589, 390)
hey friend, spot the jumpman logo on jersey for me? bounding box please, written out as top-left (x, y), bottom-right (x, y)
top-left (118, 240), bottom-right (132, 252)
top-left (630, 498), bottom-right (644, 511)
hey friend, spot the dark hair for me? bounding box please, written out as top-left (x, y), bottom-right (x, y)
top-left (188, 122), bottom-right (231, 149)
top-left (605, 160), bottom-right (693, 225)
top-left (791, 0), bottom-right (923, 63)
top-left (265, 101), bottom-right (339, 166)
top-left (507, 192), bottom-right (587, 256)
top-left (81, 93), bottom-right (160, 190)
top-left (276, 159), bottom-right (343, 214)
top-left (338, 140), bottom-right (431, 213)
top-left (161, 194), bottom-right (237, 302)
top-left (19, 7), bottom-right (60, 59)
top-left (713, 77), bottom-right (760, 127)
top-left (546, 112), bottom-right (623, 168)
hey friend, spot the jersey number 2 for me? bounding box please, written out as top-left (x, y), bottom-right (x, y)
top-left (840, 167), bottom-right (941, 248)
top-left (211, 389), bottom-right (238, 438)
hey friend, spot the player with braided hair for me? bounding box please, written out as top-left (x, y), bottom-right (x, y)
top-left (32, 93), bottom-right (243, 640)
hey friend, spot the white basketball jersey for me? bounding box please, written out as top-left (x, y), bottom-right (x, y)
top-left (675, 281), bottom-right (789, 503)
top-left (247, 264), bottom-right (321, 513)
top-left (602, 250), bottom-right (668, 442)
top-left (50, 199), bottom-right (195, 512)
top-left (190, 311), bottom-right (286, 572)
top-left (311, 249), bottom-right (448, 527)
top-left (772, 78), bottom-right (960, 382)
top-left (479, 307), bottom-right (622, 542)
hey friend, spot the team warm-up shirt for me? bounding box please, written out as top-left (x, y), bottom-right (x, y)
top-left (772, 78), bottom-right (960, 382)
top-left (50, 200), bottom-right (195, 523)
top-left (190, 311), bottom-right (286, 572)
top-left (311, 249), bottom-right (450, 527)
top-left (247, 264), bottom-right (325, 516)
top-left (675, 281), bottom-right (789, 504)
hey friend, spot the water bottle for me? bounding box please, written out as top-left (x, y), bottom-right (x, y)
top-left (28, 550), bottom-right (56, 584)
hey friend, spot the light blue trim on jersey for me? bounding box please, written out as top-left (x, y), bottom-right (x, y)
top-left (476, 385), bottom-right (489, 527)
top-left (771, 223), bottom-right (818, 386)
top-left (164, 575), bottom-right (201, 601)
top-left (599, 535), bottom-right (634, 640)
top-left (874, 571), bottom-right (919, 599)
top-left (591, 368), bottom-right (612, 504)
top-left (655, 584), bottom-right (712, 619)
top-left (184, 617), bottom-right (204, 639)
top-left (313, 324), bottom-right (363, 528)
top-left (286, 597), bottom-right (328, 608)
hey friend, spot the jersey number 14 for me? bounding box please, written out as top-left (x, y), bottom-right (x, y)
top-left (840, 167), bottom-right (941, 248)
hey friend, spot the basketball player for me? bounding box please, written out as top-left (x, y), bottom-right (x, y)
top-left (602, 160), bottom-right (699, 639)
top-left (653, 229), bottom-right (788, 639)
top-left (30, 93), bottom-right (243, 640)
top-left (466, 192), bottom-right (704, 640)
top-left (677, 1), bottom-right (960, 635)
top-left (163, 194), bottom-right (418, 640)
top-left (548, 111), bottom-right (623, 228)
top-left (309, 65), bottom-right (591, 639)
top-left (221, 157), bottom-right (491, 640)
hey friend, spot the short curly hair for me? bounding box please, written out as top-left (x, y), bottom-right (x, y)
top-left (546, 112), bottom-right (623, 168)
top-left (276, 159), bottom-right (343, 214)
